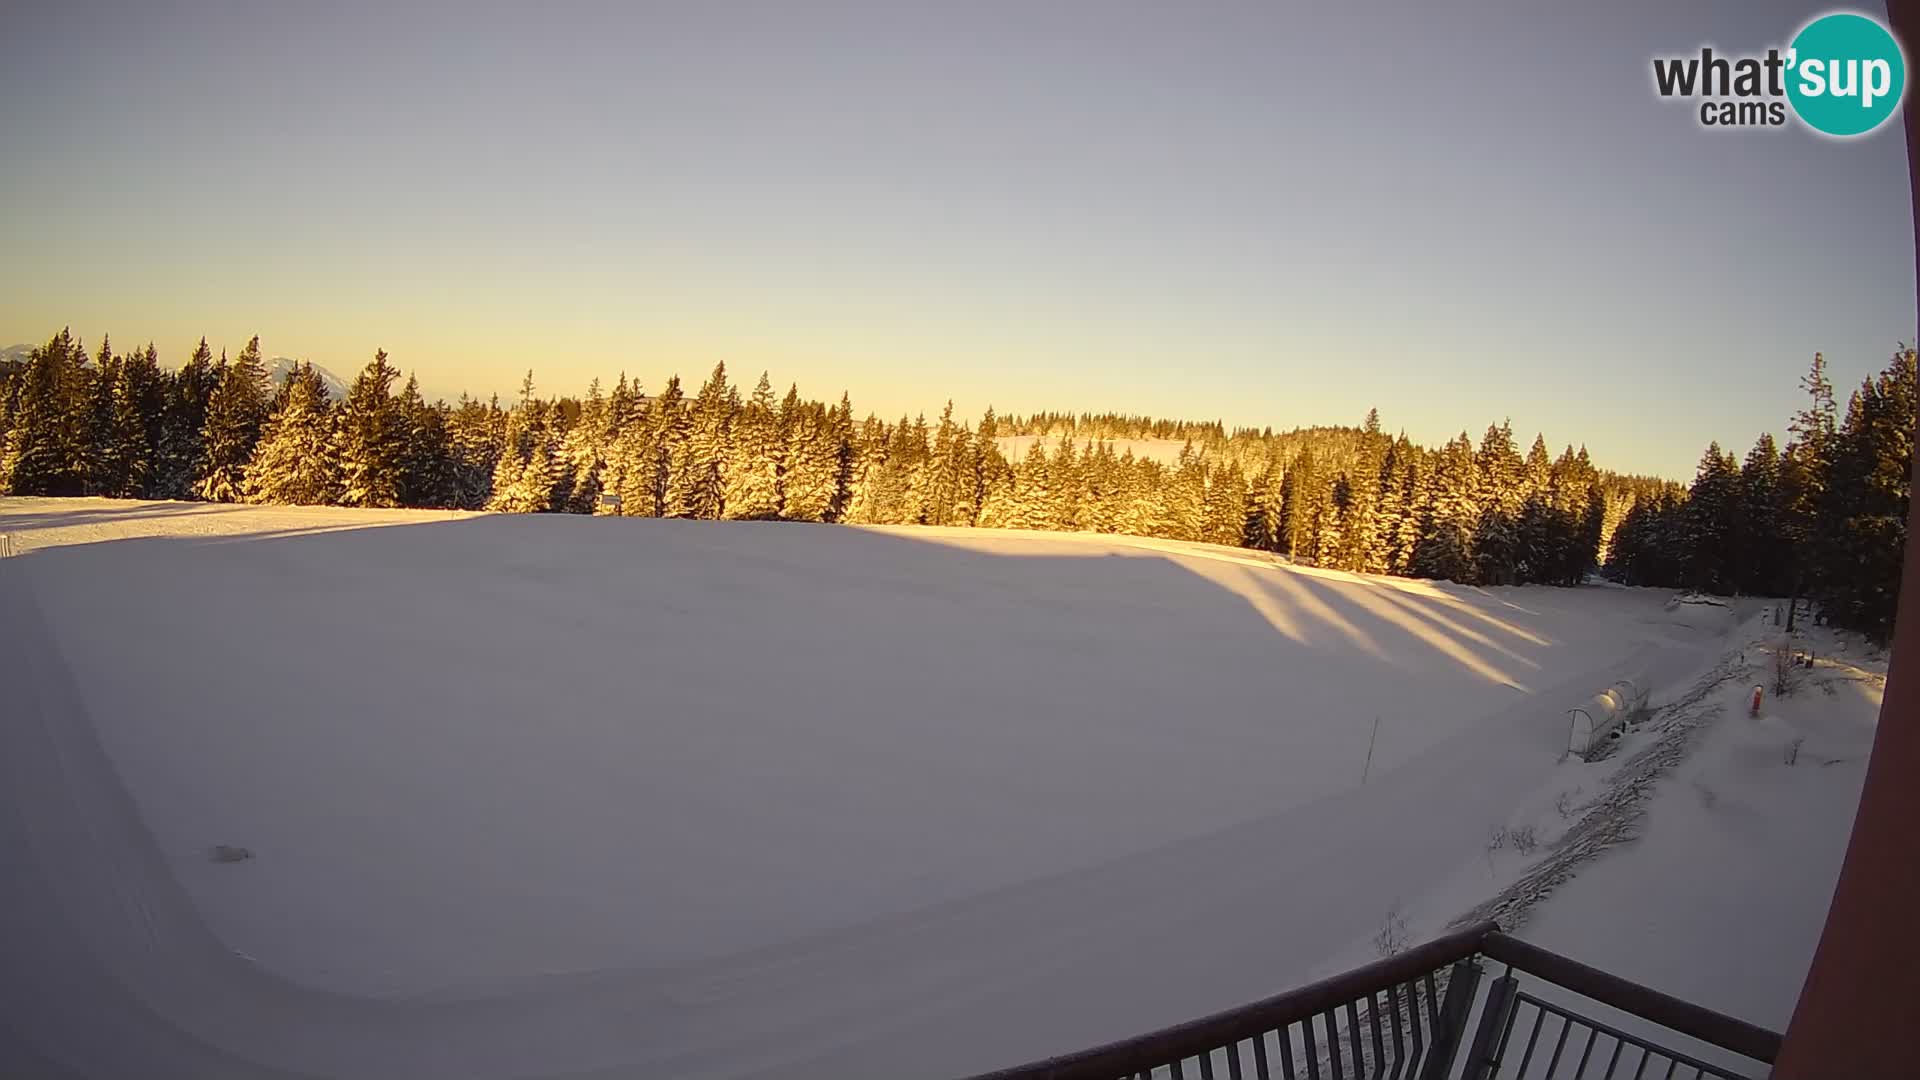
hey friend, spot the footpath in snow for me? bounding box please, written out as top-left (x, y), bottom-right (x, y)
top-left (0, 498), bottom-right (1872, 1078)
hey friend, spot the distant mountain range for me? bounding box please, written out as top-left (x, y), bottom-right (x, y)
top-left (264, 356), bottom-right (350, 401)
top-left (0, 344), bottom-right (350, 402)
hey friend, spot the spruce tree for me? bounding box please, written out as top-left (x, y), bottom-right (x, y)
top-left (1161, 441), bottom-right (1205, 542)
top-left (1736, 433), bottom-right (1788, 595)
top-left (244, 362), bottom-right (340, 505)
top-left (106, 343), bottom-right (166, 498)
top-left (1244, 452), bottom-right (1286, 552)
top-left (779, 399), bottom-right (838, 522)
top-left (0, 331), bottom-right (88, 494)
top-left (88, 338), bottom-right (126, 495)
top-left (487, 372), bottom-right (557, 513)
top-left (1817, 349), bottom-right (1916, 638)
top-left (1682, 442), bottom-right (1741, 594)
top-left (1782, 352), bottom-right (1839, 606)
top-left (723, 372), bottom-right (783, 519)
top-left (158, 338), bottom-right (217, 498)
top-left (334, 349), bottom-right (405, 508)
top-left (673, 363), bottom-right (733, 519)
top-left (826, 393), bottom-right (857, 522)
top-left (1080, 442), bottom-right (1123, 534)
top-left (396, 374), bottom-right (455, 508)
top-left (1413, 433), bottom-right (1477, 581)
top-left (195, 337), bottom-right (270, 502)
top-left (919, 402), bottom-right (969, 526)
top-left (446, 394), bottom-right (504, 510)
top-left (649, 375), bottom-right (690, 517)
top-left (1281, 446), bottom-right (1325, 561)
top-left (1005, 440), bottom-right (1055, 531)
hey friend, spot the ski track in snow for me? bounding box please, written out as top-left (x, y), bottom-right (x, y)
top-left (1, 498), bottom-right (1738, 1078)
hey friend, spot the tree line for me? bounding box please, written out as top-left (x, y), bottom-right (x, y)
top-left (1606, 349), bottom-right (1915, 641)
top-left (1, 329), bottom-right (1910, 640)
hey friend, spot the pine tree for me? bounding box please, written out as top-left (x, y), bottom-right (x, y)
top-left (158, 338), bottom-right (217, 498)
top-left (106, 343), bottom-right (166, 498)
top-left (723, 372), bottom-right (782, 519)
top-left (0, 330), bottom-right (89, 494)
top-left (974, 417), bottom-right (1020, 529)
top-left (545, 380), bottom-right (606, 515)
top-left (1735, 433), bottom-right (1788, 595)
top-left (779, 398), bottom-right (839, 522)
top-left (244, 362), bottom-right (340, 505)
top-left (672, 363), bottom-right (733, 519)
top-left (334, 349), bottom-right (405, 508)
top-left (919, 402), bottom-right (970, 526)
top-left (1414, 433), bottom-right (1477, 582)
top-left (508, 436), bottom-right (558, 512)
top-left (1783, 352), bottom-right (1839, 605)
top-left (396, 374), bottom-right (455, 508)
top-left (486, 372), bottom-right (559, 513)
top-left (88, 337), bottom-right (129, 496)
top-left (1202, 461), bottom-right (1247, 548)
top-left (1318, 473), bottom-right (1352, 567)
top-left (848, 416), bottom-right (920, 525)
top-left (1817, 348), bottom-right (1916, 639)
top-left (1682, 443), bottom-right (1741, 594)
top-left (1163, 442), bottom-right (1206, 542)
top-left (1341, 409), bottom-right (1386, 572)
top-left (647, 375), bottom-right (690, 517)
top-left (1080, 442), bottom-right (1123, 534)
top-left (826, 393), bottom-right (857, 523)
top-left (1006, 440), bottom-right (1055, 531)
top-left (1282, 447), bottom-right (1325, 561)
top-left (446, 394), bottom-right (504, 509)
top-left (1116, 454), bottom-right (1166, 537)
top-left (1470, 422), bottom-right (1523, 584)
top-left (195, 337), bottom-right (270, 502)
top-left (1244, 451), bottom-right (1286, 552)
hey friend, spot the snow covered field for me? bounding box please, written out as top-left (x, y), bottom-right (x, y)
top-left (0, 498), bottom-right (1869, 1078)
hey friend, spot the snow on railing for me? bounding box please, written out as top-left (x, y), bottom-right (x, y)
top-left (959, 925), bottom-right (1779, 1080)
top-left (1567, 678), bottom-right (1647, 760)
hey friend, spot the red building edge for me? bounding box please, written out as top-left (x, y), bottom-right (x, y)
top-left (1772, 3), bottom-right (1920, 1073)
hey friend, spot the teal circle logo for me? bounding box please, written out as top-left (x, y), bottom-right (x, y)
top-left (1786, 12), bottom-right (1906, 137)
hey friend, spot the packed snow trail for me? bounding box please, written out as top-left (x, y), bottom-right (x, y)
top-left (0, 500), bottom-right (1724, 1078)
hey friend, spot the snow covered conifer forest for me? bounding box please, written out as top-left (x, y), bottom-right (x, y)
top-left (0, 330), bottom-right (1911, 639)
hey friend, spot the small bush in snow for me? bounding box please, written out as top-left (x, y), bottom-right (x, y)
top-left (1509, 825), bottom-right (1539, 856)
top-left (1486, 825), bottom-right (1509, 852)
top-left (1771, 642), bottom-right (1800, 698)
top-left (1373, 902), bottom-right (1410, 958)
top-left (1784, 736), bottom-right (1805, 767)
top-left (1554, 788), bottom-right (1582, 820)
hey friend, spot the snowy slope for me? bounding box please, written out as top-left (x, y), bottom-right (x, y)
top-left (0, 498), bottom-right (1834, 1079)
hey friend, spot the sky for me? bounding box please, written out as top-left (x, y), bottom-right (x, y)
top-left (2, 1), bottom-right (1913, 479)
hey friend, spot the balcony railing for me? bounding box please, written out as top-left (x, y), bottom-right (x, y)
top-left (959, 921), bottom-right (1780, 1080)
